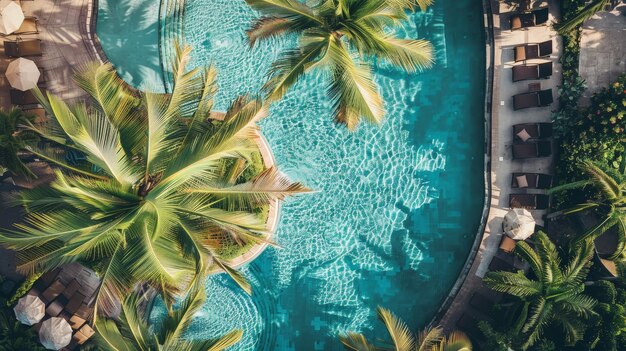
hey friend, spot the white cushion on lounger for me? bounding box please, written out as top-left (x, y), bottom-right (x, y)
top-left (516, 128), bottom-right (531, 142)
top-left (516, 175), bottom-right (529, 188)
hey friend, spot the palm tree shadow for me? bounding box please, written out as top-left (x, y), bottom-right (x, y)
top-left (96, 0), bottom-right (166, 91)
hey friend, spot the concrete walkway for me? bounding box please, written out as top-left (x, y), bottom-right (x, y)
top-left (439, 0), bottom-right (561, 333)
top-left (579, 3), bottom-right (626, 100)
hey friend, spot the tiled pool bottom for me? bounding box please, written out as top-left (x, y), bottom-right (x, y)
top-left (97, 0), bottom-right (485, 350)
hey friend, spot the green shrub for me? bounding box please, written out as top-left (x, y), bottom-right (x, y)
top-left (6, 273), bottom-right (41, 307)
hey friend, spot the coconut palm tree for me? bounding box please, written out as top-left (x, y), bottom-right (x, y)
top-left (556, 0), bottom-right (611, 34)
top-left (0, 45), bottom-right (309, 318)
top-left (339, 306), bottom-right (472, 351)
top-left (549, 160), bottom-right (626, 258)
top-left (95, 278), bottom-right (242, 351)
top-left (0, 108), bottom-right (39, 178)
top-left (483, 231), bottom-right (597, 350)
top-left (245, 0), bottom-right (434, 130)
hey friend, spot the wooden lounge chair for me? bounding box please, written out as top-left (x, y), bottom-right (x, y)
top-left (73, 324), bottom-right (95, 345)
top-left (65, 292), bottom-right (86, 315)
top-left (512, 62), bottom-right (552, 81)
top-left (34, 268), bottom-right (61, 292)
top-left (45, 299), bottom-right (64, 317)
top-left (4, 39), bottom-right (43, 57)
top-left (513, 123), bottom-right (553, 142)
top-left (511, 173), bottom-right (553, 189)
top-left (515, 40), bottom-right (552, 61)
top-left (61, 280), bottom-right (81, 299)
top-left (42, 279), bottom-right (66, 303)
top-left (509, 194), bottom-right (550, 210)
top-left (489, 256), bottom-right (518, 272)
top-left (513, 89), bottom-right (553, 110)
top-left (11, 89), bottom-right (44, 105)
top-left (499, 235), bottom-right (517, 253)
top-left (512, 140), bottom-right (551, 159)
top-left (69, 314), bottom-right (87, 330)
top-left (14, 16), bottom-right (39, 35)
top-left (510, 7), bottom-right (549, 30)
top-left (469, 293), bottom-right (497, 312)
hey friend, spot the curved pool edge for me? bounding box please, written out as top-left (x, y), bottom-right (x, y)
top-left (428, 0), bottom-right (495, 330)
top-left (85, 0), bottom-right (107, 64)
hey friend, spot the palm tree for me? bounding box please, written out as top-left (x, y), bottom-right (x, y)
top-left (556, 0), bottom-right (611, 34)
top-left (245, 0), bottom-right (434, 130)
top-left (0, 108), bottom-right (39, 178)
top-left (339, 306), bottom-right (472, 351)
top-left (549, 160), bottom-right (626, 258)
top-left (483, 231), bottom-right (597, 350)
top-left (0, 45), bottom-right (309, 318)
top-left (95, 278), bottom-right (242, 351)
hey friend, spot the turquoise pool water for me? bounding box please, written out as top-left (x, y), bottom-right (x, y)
top-left (97, 1), bottom-right (485, 350)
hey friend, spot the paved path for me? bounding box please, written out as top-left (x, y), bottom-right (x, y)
top-left (439, 0), bottom-right (560, 333)
top-left (579, 3), bottom-right (626, 100)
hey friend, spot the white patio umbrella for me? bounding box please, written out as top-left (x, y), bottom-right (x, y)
top-left (503, 208), bottom-right (536, 240)
top-left (39, 317), bottom-right (72, 350)
top-left (13, 294), bottom-right (45, 325)
top-left (6, 58), bottom-right (40, 91)
top-left (0, 0), bottom-right (24, 35)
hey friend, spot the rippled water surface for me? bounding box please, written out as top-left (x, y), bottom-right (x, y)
top-left (98, 1), bottom-right (485, 350)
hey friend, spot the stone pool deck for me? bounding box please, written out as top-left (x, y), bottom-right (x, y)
top-left (438, 0), bottom-right (561, 333)
top-left (579, 3), bottom-right (626, 102)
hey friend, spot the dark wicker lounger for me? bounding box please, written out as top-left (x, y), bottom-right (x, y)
top-left (4, 39), bottom-right (43, 57)
top-left (509, 194), bottom-right (550, 210)
top-left (511, 173), bottom-right (553, 189)
top-left (515, 40), bottom-right (552, 61)
top-left (510, 7), bottom-right (549, 30)
top-left (11, 89), bottom-right (45, 105)
top-left (513, 89), bottom-right (553, 110)
top-left (512, 140), bottom-right (552, 159)
top-left (512, 62), bottom-right (552, 81)
top-left (513, 122), bottom-right (553, 141)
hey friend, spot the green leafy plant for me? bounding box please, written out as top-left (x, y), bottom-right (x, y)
top-left (0, 45), bottom-right (309, 319)
top-left (0, 108), bottom-right (39, 178)
top-left (556, 0), bottom-right (611, 34)
top-left (483, 232), bottom-right (597, 350)
top-left (549, 160), bottom-right (626, 257)
top-left (339, 306), bottom-right (472, 350)
top-left (245, 0), bottom-right (434, 130)
top-left (95, 278), bottom-right (242, 351)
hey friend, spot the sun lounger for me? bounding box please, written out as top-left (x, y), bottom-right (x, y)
top-left (469, 293), bottom-right (497, 312)
top-left (14, 16), bottom-right (39, 35)
top-left (11, 89), bottom-right (44, 105)
top-left (61, 279), bottom-right (81, 299)
top-left (42, 279), bottom-right (66, 303)
top-left (513, 89), bottom-right (553, 110)
top-left (489, 256), bottom-right (517, 272)
top-left (512, 62), bottom-right (552, 81)
top-left (510, 7), bottom-right (549, 30)
top-left (45, 300), bottom-right (64, 317)
top-left (511, 173), bottom-right (553, 189)
top-left (65, 292), bottom-right (86, 315)
top-left (73, 324), bottom-right (95, 345)
top-left (512, 140), bottom-right (551, 159)
top-left (34, 268), bottom-right (61, 292)
top-left (509, 194), bottom-right (550, 210)
top-left (69, 314), bottom-right (87, 330)
top-left (4, 39), bottom-right (43, 57)
top-left (499, 235), bottom-right (517, 253)
top-left (513, 123), bottom-right (553, 141)
top-left (515, 40), bottom-right (552, 61)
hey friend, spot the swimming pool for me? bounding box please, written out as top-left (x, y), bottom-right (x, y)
top-left (97, 1), bottom-right (485, 350)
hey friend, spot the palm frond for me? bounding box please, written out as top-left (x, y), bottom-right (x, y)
top-left (338, 332), bottom-right (377, 351)
top-left (376, 306), bottom-right (415, 351)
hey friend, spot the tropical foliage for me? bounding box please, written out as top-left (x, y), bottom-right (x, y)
top-left (95, 278), bottom-right (242, 351)
top-left (0, 275), bottom-right (45, 351)
top-left (556, 0), bottom-right (611, 34)
top-left (0, 108), bottom-right (39, 178)
top-left (245, 0), bottom-right (434, 130)
top-left (549, 160), bottom-right (626, 258)
top-left (339, 306), bottom-right (471, 351)
top-left (483, 232), bottom-right (597, 350)
top-left (0, 45), bottom-right (309, 319)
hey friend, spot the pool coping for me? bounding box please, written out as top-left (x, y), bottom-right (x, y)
top-left (427, 0), bottom-right (495, 329)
